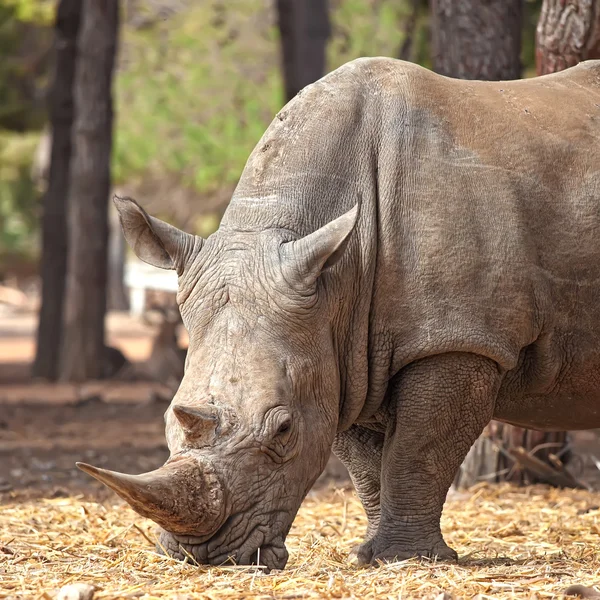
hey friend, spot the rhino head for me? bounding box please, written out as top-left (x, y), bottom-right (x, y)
top-left (78, 196), bottom-right (358, 570)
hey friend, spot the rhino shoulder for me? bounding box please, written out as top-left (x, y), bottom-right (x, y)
top-left (319, 57), bottom-right (433, 96)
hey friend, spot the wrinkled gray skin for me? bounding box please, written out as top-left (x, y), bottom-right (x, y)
top-left (80, 58), bottom-right (600, 569)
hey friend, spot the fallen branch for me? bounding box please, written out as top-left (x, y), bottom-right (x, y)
top-left (509, 446), bottom-right (589, 490)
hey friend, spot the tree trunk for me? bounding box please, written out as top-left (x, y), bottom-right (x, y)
top-left (430, 0), bottom-right (523, 80)
top-left (60, 0), bottom-right (119, 382)
top-left (107, 196), bottom-right (129, 312)
top-left (536, 0), bottom-right (600, 75)
top-left (276, 0), bottom-right (331, 102)
top-left (398, 0), bottom-right (423, 62)
top-left (32, 0), bottom-right (82, 381)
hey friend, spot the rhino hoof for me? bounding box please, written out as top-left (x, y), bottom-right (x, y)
top-left (351, 537), bottom-right (458, 566)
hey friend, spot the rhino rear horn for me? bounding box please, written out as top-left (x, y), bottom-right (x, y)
top-left (76, 455), bottom-right (225, 537)
top-left (279, 203), bottom-right (359, 291)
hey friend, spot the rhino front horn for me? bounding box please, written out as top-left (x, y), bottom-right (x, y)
top-left (76, 455), bottom-right (226, 537)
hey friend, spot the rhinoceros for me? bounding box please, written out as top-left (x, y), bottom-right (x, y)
top-left (78, 57), bottom-right (600, 570)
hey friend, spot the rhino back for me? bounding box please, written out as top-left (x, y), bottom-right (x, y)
top-left (222, 58), bottom-right (380, 236)
top-left (223, 58), bottom-right (600, 424)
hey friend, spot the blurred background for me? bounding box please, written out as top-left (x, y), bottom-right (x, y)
top-left (1, 0), bottom-right (600, 499)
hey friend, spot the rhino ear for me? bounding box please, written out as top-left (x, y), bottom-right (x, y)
top-left (280, 203), bottom-right (359, 292)
top-left (113, 196), bottom-right (201, 272)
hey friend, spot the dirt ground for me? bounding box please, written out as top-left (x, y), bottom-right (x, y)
top-left (0, 310), bottom-right (162, 499)
top-left (0, 397), bottom-right (170, 497)
top-left (0, 310), bottom-right (350, 501)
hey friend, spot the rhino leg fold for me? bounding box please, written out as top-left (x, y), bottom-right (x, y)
top-left (358, 351), bottom-right (502, 566)
top-left (332, 425), bottom-right (383, 545)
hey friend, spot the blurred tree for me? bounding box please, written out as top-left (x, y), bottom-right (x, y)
top-left (536, 0), bottom-right (600, 74)
top-left (276, 0), bottom-right (331, 102)
top-left (32, 0), bottom-right (81, 381)
top-left (60, 0), bottom-right (119, 381)
top-left (430, 0), bottom-right (523, 79)
top-left (397, 0), bottom-right (429, 62)
top-left (0, 1), bottom-right (53, 269)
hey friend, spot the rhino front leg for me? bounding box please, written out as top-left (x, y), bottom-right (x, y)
top-left (332, 425), bottom-right (383, 542)
top-left (355, 351), bottom-right (502, 566)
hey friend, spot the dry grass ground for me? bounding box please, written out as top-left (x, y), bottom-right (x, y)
top-left (3, 483), bottom-right (600, 599)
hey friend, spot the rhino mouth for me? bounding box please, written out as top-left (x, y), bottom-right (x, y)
top-left (153, 495), bottom-right (295, 571)
top-left (77, 456), bottom-right (292, 571)
top-left (157, 522), bottom-right (289, 571)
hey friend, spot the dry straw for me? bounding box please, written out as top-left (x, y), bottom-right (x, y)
top-left (2, 483), bottom-right (600, 599)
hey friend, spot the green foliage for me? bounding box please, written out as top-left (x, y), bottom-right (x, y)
top-left (0, 2), bottom-right (52, 131)
top-left (0, 130), bottom-right (40, 257)
top-left (3, 0), bottom-right (55, 24)
top-left (113, 0), bottom-right (431, 199)
top-left (0, 2), bottom-right (51, 262)
top-left (328, 0), bottom-right (422, 69)
top-left (113, 2), bottom-right (282, 196)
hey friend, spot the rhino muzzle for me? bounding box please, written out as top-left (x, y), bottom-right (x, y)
top-left (76, 454), bottom-right (226, 539)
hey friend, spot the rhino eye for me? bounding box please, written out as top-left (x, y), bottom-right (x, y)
top-left (276, 419), bottom-right (291, 436)
top-left (264, 408), bottom-right (293, 446)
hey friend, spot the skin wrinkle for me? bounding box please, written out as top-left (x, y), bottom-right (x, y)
top-left (167, 503), bottom-right (290, 567)
top-left (205, 501), bottom-right (290, 554)
top-left (209, 520), bottom-right (262, 558)
top-left (110, 57), bottom-right (600, 568)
